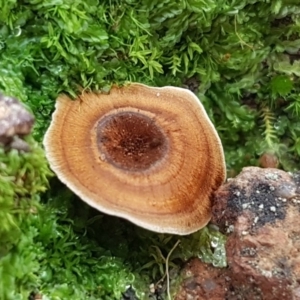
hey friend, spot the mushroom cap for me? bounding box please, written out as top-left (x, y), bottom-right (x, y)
top-left (43, 83), bottom-right (226, 235)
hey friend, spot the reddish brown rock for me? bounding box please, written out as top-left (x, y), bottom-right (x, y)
top-left (175, 258), bottom-right (227, 300)
top-left (259, 152), bottom-right (279, 168)
top-left (216, 167), bottom-right (300, 300)
top-left (176, 167), bottom-right (300, 300)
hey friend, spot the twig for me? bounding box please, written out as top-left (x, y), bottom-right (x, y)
top-left (234, 15), bottom-right (254, 50)
top-left (166, 240), bottom-right (181, 300)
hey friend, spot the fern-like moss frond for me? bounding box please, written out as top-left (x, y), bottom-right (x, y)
top-left (260, 106), bottom-right (278, 148)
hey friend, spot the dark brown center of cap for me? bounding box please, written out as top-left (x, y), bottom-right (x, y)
top-left (96, 111), bottom-right (168, 171)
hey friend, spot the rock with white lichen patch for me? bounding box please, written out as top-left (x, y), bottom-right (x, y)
top-left (213, 167), bottom-right (300, 299)
top-left (0, 94), bottom-right (34, 151)
top-left (176, 167), bottom-right (300, 300)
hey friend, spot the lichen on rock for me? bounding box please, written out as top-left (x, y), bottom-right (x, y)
top-left (176, 167), bottom-right (300, 300)
top-left (0, 94), bottom-right (34, 151)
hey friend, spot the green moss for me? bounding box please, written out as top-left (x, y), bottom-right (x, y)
top-left (0, 139), bottom-right (50, 255)
top-left (1, 0), bottom-right (300, 170)
top-left (0, 144), bottom-right (145, 299)
top-left (1, 0), bottom-right (300, 298)
top-left (0, 167), bottom-right (226, 299)
top-left (0, 143), bottom-right (225, 299)
top-left (0, 138), bottom-right (51, 299)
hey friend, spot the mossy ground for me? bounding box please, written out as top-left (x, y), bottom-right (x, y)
top-left (0, 148), bottom-right (226, 299)
top-left (0, 0), bottom-right (300, 299)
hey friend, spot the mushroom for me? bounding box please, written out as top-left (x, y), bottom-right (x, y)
top-left (43, 83), bottom-right (226, 235)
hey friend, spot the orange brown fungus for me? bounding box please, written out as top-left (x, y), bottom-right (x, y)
top-left (43, 83), bottom-right (226, 235)
top-left (97, 111), bottom-right (168, 171)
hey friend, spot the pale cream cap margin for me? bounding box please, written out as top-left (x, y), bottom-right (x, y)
top-left (43, 83), bottom-right (226, 235)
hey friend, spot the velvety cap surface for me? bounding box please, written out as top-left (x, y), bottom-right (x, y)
top-left (43, 83), bottom-right (226, 234)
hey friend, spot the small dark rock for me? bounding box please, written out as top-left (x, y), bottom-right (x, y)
top-left (121, 286), bottom-right (140, 300)
top-left (182, 77), bottom-right (200, 94)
